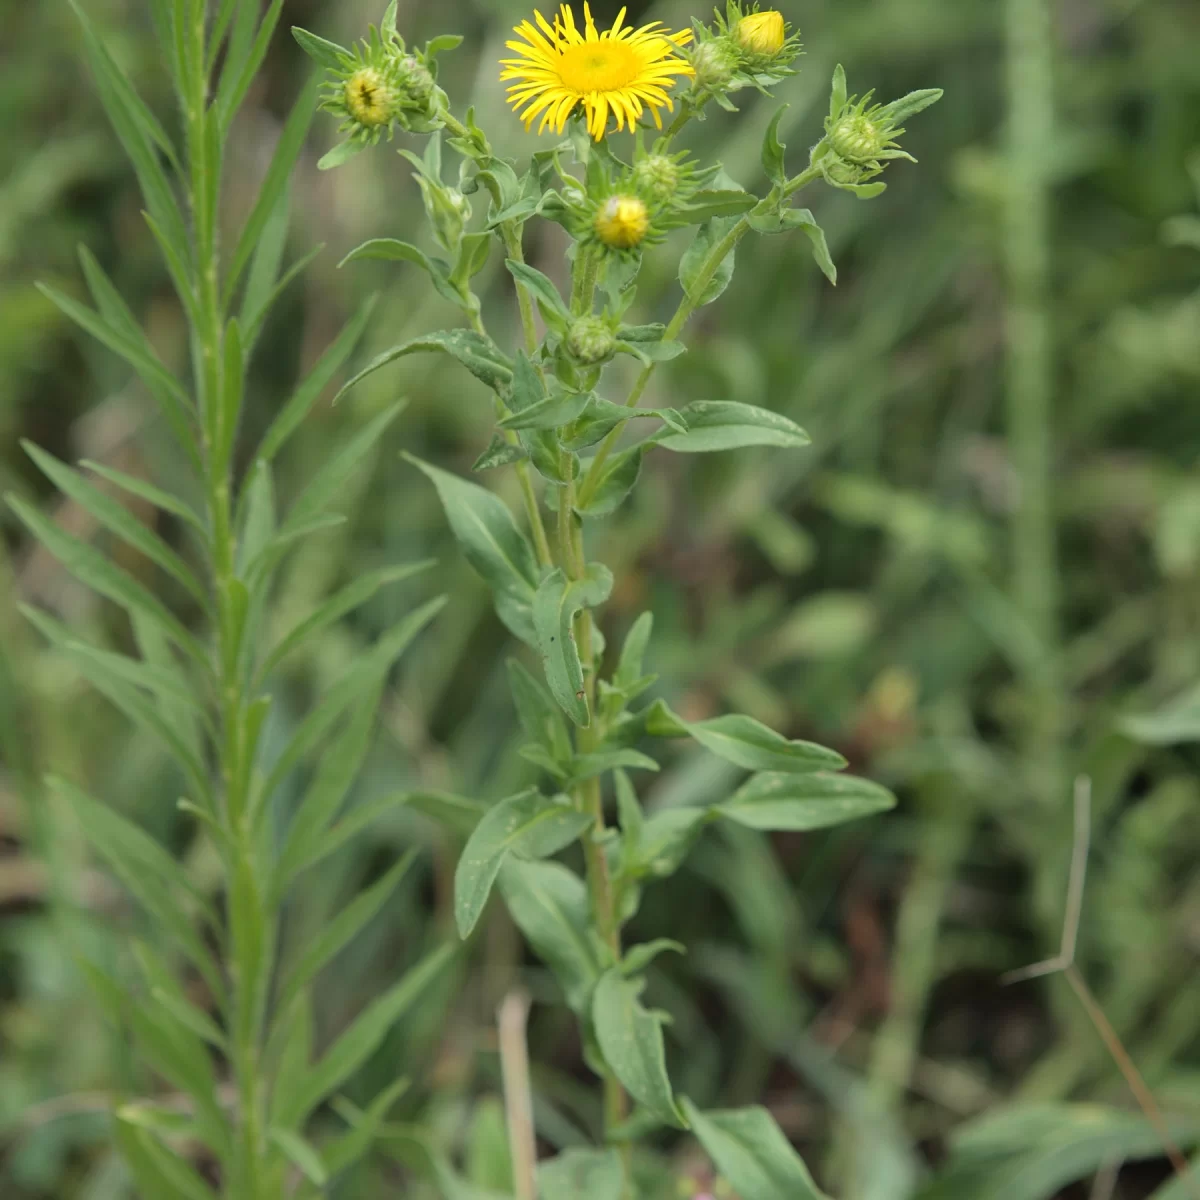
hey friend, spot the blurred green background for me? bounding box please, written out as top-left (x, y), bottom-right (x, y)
top-left (3, 0), bottom-right (1200, 1196)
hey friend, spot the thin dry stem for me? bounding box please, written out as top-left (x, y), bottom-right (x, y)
top-left (498, 990), bottom-right (539, 1200)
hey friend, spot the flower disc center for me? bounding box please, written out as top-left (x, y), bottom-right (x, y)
top-left (557, 40), bottom-right (641, 93)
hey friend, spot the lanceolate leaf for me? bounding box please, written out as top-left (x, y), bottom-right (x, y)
top-left (592, 970), bottom-right (684, 1128)
top-left (647, 701), bottom-right (846, 774)
top-left (115, 1120), bottom-right (218, 1200)
top-left (254, 295), bottom-right (379, 464)
top-left (679, 216), bottom-right (740, 307)
top-left (717, 772), bottom-right (896, 831)
top-left (22, 441), bottom-right (208, 609)
top-left (280, 941), bottom-right (458, 1128)
top-left (340, 239), bottom-right (463, 308)
top-left (81, 459), bottom-right (207, 540)
top-left (655, 401), bottom-right (810, 453)
top-left (455, 790), bottom-right (592, 938)
top-left (533, 565), bottom-right (613, 726)
top-left (407, 455), bottom-right (540, 644)
top-left (498, 857), bottom-right (602, 1013)
top-left (335, 331), bottom-right (513, 403)
top-left (681, 1099), bottom-right (830, 1200)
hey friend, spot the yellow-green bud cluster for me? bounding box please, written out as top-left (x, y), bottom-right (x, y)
top-left (688, 2), bottom-right (802, 100)
top-left (820, 87), bottom-right (916, 186)
top-left (318, 27), bottom-right (439, 144)
top-left (690, 39), bottom-right (739, 90)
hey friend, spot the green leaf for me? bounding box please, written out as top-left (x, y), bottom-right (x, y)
top-left (762, 104), bottom-right (788, 185)
top-left (149, 986), bottom-right (226, 1051)
top-left (717, 772), bottom-right (896, 831)
top-left (243, 245), bottom-right (325, 351)
top-left (281, 942), bottom-right (457, 1128)
top-left (509, 658), bottom-right (573, 763)
top-left (499, 389), bottom-right (592, 432)
top-left (473, 434), bottom-right (528, 471)
top-left (498, 857), bottom-right (602, 1014)
top-left (24, 608), bottom-right (209, 800)
top-left (254, 295), bottom-right (379, 464)
top-left (505, 259), bottom-right (572, 324)
top-left (36, 283), bottom-right (195, 463)
top-left (533, 565), bottom-right (613, 726)
top-left (115, 1121), bottom-right (218, 1200)
top-left (339, 239), bottom-right (463, 308)
top-left (321, 1078), bottom-right (410, 1176)
top-left (655, 401), bottom-right (810, 453)
top-left (679, 216), bottom-right (739, 307)
top-left (788, 209), bottom-right (837, 285)
top-left (225, 72), bottom-right (320, 306)
top-left (465, 1098), bottom-right (514, 1192)
top-left (538, 1148), bottom-right (624, 1199)
top-left (273, 690), bottom-right (384, 892)
top-left (677, 190), bottom-right (760, 223)
top-left (335, 331), bottom-right (513, 403)
top-left (455, 790), bottom-right (592, 937)
top-left (291, 26), bottom-right (351, 70)
top-left (829, 64), bottom-right (848, 122)
top-left (681, 1099), bottom-right (829, 1200)
top-left (630, 808), bottom-right (711, 879)
top-left (268, 401), bottom-right (405, 556)
top-left (576, 446), bottom-right (644, 518)
top-left (647, 701), bottom-right (845, 774)
top-left (881, 88), bottom-right (944, 124)
top-left (592, 969), bottom-right (684, 1128)
top-left (8, 494), bottom-right (206, 670)
top-left (256, 597), bottom-right (447, 818)
top-left (407, 455), bottom-right (540, 645)
top-left (217, 0), bottom-right (284, 129)
top-left (258, 561), bottom-right (432, 681)
top-left (393, 790), bottom-right (489, 837)
top-left (50, 778), bottom-right (219, 991)
top-left (1120, 682), bottom-right (1200, 745)
top-left (318, 140), bottom-right (366, 171)
top-left (567, 747), bottom-right (659, 785)
top-left (269, 1128), bottom-right (329, 1187)
top-left (80, 459), bottom-right (207, 539)
top-left (68, 0), bottom-right (189, 260)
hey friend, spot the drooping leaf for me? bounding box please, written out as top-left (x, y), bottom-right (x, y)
top-left (498, 857), bottom-right (602, 1013)
top-left (269, 1128), bottom-right (329, 1187)
top-left (655, 401), bottom-right (810, 453)
top-left (717, 772), bottom-right (896, 831)
top-left (679, 216), bottom-right (740, 307)
top-left (592, 969), bottom-right (684, 1128)
top-left (339, 238), bottom-right (463, 308)
top-left (455, 790), bottom-right (591, 938)
top-left (335, 331), bottom-right (513, 403)
top-left (761, 104), bottom-right (788, 185)
top-left (533, 565), bottom-right (613, 725)
top-left (681, 1099), bottom-right (830, 1200)
top-left (505, 259), bottom-right (572, 324)
top-left (407, 455), bottom-right (540, 644)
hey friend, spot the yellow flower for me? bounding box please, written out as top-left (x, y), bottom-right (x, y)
top-left (593, 194), bottom-right (650, 249)
top-left (501, 3), bottom-right (694, 140)
top-left (343, 67), bottom-right (400, 128)
top-left (736, 10), bottom-right (787, 57)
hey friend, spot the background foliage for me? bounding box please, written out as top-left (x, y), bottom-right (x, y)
top-left (2, 0), bottom-right (1200, 1197)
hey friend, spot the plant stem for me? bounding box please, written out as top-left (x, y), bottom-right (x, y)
top-left (576, 167), bottom-right (823, 507)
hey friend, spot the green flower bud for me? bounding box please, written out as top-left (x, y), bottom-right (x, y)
top-left (691, 39), bottom-right (738, 90)
top-left (632, 154), bottom-right (683, 206)
top-left (566, 316), bottom-right (617, 365)
top-left (828, 111), bottom-right (887, 164)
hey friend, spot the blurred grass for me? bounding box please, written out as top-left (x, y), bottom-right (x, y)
top-left (2, 0), bottom-right (1200, 1197)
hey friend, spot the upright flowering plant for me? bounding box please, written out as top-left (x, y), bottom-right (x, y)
top-left (298, 3), bottom-right (941, 1195)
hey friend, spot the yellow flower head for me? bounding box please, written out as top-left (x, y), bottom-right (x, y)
top-left (735, 9), bottom-right (787, 57)
top-left (344, 67), bottom-right (400, 128)
top-left (593, 194), bottom-right (650, 249)
top-left (501, 3), bottom-right (694, 140)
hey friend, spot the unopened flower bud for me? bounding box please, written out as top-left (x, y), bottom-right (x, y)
top-left (632, 154), bottom-right (682, 205)
top-left (736, 10), bottom-right (787, 57)
top-left (400, 54), bottom-right (436, 111)
top-left (344, 67), bottom-right (401, 130)
top-left (594, 194), bottom-right (650, 250)
top-left (566, 316), bottom-right (617, 365)
top-left (691, 40), bottom-right (737, 90)
top-left (829, 112), bottom-right (886, 163)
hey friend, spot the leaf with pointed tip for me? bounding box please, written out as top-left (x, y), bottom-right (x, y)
top-left (681, 1099), bottom-right (830, 1200)
top-left (655, 401), bottom-right (810, 453)
top-left (407, 455), bottom-right (539, 644)
top-left (679, 216), bottom-right (740, 307)
top-left (455, 790), bottom-right (591, 937)
top-left (533, 565), bottom-right (613, 726)
top-left (592, 970), bottom-right (684, 1128)
top-left (498, 857), bottom-right (601, 1014)
top-left (336, 331), bottom-right (512, 403)
top-left (717, 772), bottom-right (895, 831)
